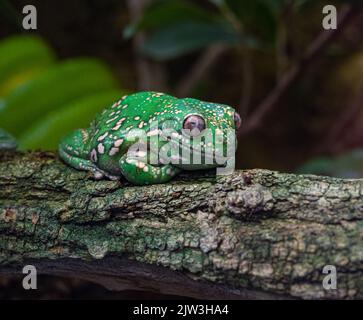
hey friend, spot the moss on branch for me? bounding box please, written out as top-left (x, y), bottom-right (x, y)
top-left (0, 151), bottom-right (362, 299)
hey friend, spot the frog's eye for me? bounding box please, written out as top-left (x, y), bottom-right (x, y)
top-left (234, 112), bottom-right (242, 130)
top-left (183, 115), bottom-right (206, 136)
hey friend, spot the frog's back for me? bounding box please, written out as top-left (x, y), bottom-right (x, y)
top-left (93, 92), bottom-right (177, 135)
top-left (87, 92), bottom-right (177, 175)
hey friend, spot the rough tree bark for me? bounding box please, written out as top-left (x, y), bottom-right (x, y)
top-left (0, 151), bottom-right (362, 299)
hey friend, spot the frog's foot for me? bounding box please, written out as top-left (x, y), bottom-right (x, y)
top-left (59, 129), bottom-right (106, 179)
top-left (119, 155), bottom-right (181, 185)
top-left (59, 145), bottom-right (96, 171)
top-left (93, 169), bottom-right (120, 181)
top-left (59, 149), bottom-right (118, 181)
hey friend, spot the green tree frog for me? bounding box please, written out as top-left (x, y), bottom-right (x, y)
top-left (59, 91), bottom-right (241, 185)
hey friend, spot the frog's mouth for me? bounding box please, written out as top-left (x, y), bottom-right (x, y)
top-left (155, 133), bottom-right (233, 169)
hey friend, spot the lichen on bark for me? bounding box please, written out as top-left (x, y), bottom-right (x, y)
top-left (0, 151), bottom-right (362, 299)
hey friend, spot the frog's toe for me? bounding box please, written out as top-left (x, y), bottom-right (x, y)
top-left (92, 168), bottom-right (119, 181)
top-left (93, 171), bottom-right (104, 180)
top-left (119, 155), bottom-right (180, 185)
top-left (106, 174), bottom-right (120, 181)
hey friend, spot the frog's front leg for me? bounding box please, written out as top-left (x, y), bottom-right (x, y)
top-left (59, 129), bottom-right (105, 179)
top-left (119, 154), bottom-right (181, 185)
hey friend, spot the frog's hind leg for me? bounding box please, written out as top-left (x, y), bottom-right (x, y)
top-left (59, 129), bottom-right (103, 178)
top-left (119, 154), bottom-right (181, 185)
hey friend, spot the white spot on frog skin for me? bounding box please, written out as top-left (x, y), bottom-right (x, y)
top-left (122, 104), bottom-right (128, 109)
top-left (152, 92), bottom-right (164, 97)
top-left (114, 139), bottom-right (123, 147)
top-left (112, 124), bottom-right (121, 131)
top-left (97, 143), bottom-right (105, 154)
top-left (134, 116), bottom-right (140, 120)
top-left (90, 149), bottom-right (97, 162)
top-left (136, 150), bottom-right (147, 158)
top-left (137, 162), bottom-right (146, 169)
top-left (106, 116), bottom-right (118, 124)
top-left (94, 171), bottom-right (103, 179)
top-left (97, 132), bottom-right (108, 141)
top-left (109, 147), bottom-right (119, 156)
top-left (171, 155), bottom-right (180, 162)
top-left (138, 121), bottom-right (144, 128)
top-left (81, 129), bottom-right (89, 143)
top-left (146, 129), bottom-right (159, 136)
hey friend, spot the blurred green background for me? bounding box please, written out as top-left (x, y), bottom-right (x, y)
top-left (1, 0), bottom-right (363, 178)
top-left (1, 0), bottom-right (363, 299)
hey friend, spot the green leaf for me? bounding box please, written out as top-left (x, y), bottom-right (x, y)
top-left (209, 0), bottom-right (225, 7)
top-left (19, 90), bottom-right (128, 150)
top-left (124, 0), bottom-right (218, 38)
top-left (298, 150), bottom-right (363, 178)
top-left (141, 21), bottom-right (255, 60)
top-left (0, 35), bottom-right (56, 96)
top-left (225, 0), bottom-right (278, 42)
top-left (0, 58), bottom-right (118, 136)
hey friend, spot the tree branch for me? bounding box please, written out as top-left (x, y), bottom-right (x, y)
top-left (319, 87), bottom-right (363, 155)
top-left (1, 151), bottom-right (363, 299)
top-left (240, 5), bottom-right (360, 136)
top-left (126, 0), bottom-right (168, 92)
top-left (176, 44), bottom-right (227, 97)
